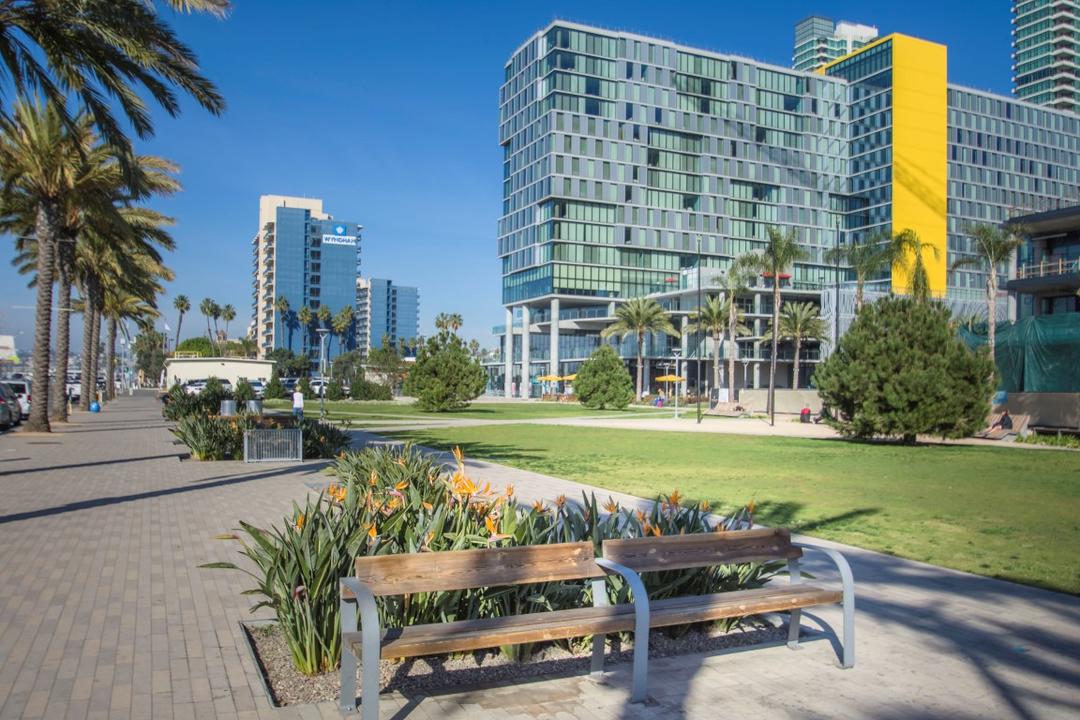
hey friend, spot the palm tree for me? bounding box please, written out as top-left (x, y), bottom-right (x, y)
top-left (220, 304), bottom-right (235, 341)
top-left (448, 313), bottom-right (463, 333)
top-left (211, 301), bottom-right (222, 343)
top-left (719, 267), bottom-right (752, 402)
top-left (824, 230), bottom-right (895, 311)
top-left (331, 306), bottom-right (354, 361)
top-left (274, 295), bottom-right (290, 350)
top-left (601, 298), bottom-right (680, 401)
top-left (199, 298), bottom-right (216, 352)
top-left (103, 290), bottom-right (160, 401)
top-left (0, 0), bottom-right (227, 168)
top-left (892, 228), bottom-right (941, 303)
top-left (762, 302), bottom-right (827, 390)
top-left (686, 295), bottom-right (728, 396)
top-left (173, 294), bottom-right (190, 350)
top-left (434, 312), bottom-right (449, 332)
top-left (0, 100), bottom-right (92, 430)
top-left (951, 223), bottom-right (1026, 360)
top-left (737, 226), bottom-right (807, 425)
top-left (297, 305), bottom-right (314, 357)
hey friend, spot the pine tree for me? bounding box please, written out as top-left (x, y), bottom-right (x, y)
top-left (403, 331), bottom-right (486, 411)
top-left (813, 296), bottom-right (995, 443)
top-left (574, 345), bottom-right (634, 410)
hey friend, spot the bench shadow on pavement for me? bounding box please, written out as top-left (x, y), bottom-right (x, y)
top-left (0, 462), bottom-right (329, 525)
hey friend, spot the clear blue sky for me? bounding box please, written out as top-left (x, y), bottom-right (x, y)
top-left (0, 0), bottom-right (1013, 352)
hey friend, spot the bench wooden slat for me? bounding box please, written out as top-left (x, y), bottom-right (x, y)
top-left (601, 528), bottom-right (800, 574)
top-left (349, 541), bottom-right (602, 596)
top-left (347, 584), bottom-right (840, 658)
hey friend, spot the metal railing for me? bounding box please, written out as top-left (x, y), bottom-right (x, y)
top-left (1016, 257), bottom-right (1080, 280)
top-left (243, 429), bottom-right (302, 463)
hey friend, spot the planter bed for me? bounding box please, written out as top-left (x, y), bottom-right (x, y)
top-left (242, 619), bottom-right (787, 707)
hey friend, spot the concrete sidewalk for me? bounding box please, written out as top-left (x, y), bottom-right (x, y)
top-left (0, 394), bottom-right (1076, 719)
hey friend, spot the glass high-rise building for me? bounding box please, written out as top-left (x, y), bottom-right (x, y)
top-left (793, 16), bottom-right (878, 72)
top-left (1012, 0), bottom-right (1079, 113)
top-left (495, 22), bottom-right (1080, 398)
top-left (355, 278), bottom-right (420, 356)
top-left (250, 195), bottom-right (362, 359)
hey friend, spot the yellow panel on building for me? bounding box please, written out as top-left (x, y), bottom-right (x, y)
top-left (889, 34), bottom-right (948, 296)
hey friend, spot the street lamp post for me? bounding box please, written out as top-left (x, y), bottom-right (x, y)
top-left (696, 234), bottom-right (703, 424)
top-left (672, 348), bottom-right (681, 419)
top-left (316, 328), bottom-right (329, 419)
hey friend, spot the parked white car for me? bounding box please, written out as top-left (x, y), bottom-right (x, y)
top-left (2, 379), bottom-right (30, 419)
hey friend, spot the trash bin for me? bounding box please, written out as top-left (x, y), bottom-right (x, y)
top-left (220, 399), bottom-right (237, 417)
top-left (246, 399), bottom-right (263, 415)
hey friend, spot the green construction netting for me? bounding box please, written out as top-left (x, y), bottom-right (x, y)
top-left (959, 313), bottom-right (1080, 393)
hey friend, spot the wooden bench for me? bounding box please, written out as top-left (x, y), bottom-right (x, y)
top-left (339, 542), bottom-right (649, 718)
top-left (339, 529), bottom-right (854, 716)
top-left (599, 528), bottom-right (854, 671)
top-left (975, 413), bottom-right (1031, 441)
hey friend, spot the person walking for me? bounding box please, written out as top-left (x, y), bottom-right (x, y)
top-left (292, 388), bottom-right (305, 420)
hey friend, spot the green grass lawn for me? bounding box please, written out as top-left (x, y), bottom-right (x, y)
top-left (384, 424), bottom-right (1080, 594)
top-left (264, 399), bottom-right (671, 421)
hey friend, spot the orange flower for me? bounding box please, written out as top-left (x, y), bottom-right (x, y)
top-left (532, 500), bottom-right (548, 514)
top-left (650, 523), bottom-right (662, 537)
top-left (368, 524), bottom-right (377, 539)
top-left (635, 510), bottom-right (647, 524)
top-left (369, 470), bottom-right (378, 487)
top-left (554, 495), bottom-right (567, 509)
top-left (602, 497), bottom-right (619, 513)
top-left (505, 484), bottom-right (515, 498)
top-left (395, 479), bottom-right (409, 491)
top-left (698, 500), bottom-right (711, 513)
top-left (485, 515), bottom-right (498, 535)
top-left (295, 514), bottom-right (305, 530)
top-left (668, 489), bottom-right (683, 507)
top-left (452, 445), bottom-right (464, 467)
top-left (747, 499), bottom-right (756, 514)
top-left (422, 501), bottom-right (433, 511)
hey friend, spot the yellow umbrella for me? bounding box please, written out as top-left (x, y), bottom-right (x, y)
top-left (536, 374), bottom-right (561, 382)
top-left (560, 374), bottom-right (576, 381)
top-left (655, 374), bottom-right (686, 382)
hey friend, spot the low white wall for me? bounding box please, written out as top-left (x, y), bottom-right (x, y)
top-left (164, 358), bottom-right (274, 387)
top-left (995, 393), bottom-right (1080, 430)
top-left (739, 389), bottom-right (822, 414)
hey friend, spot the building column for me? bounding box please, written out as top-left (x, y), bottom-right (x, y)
top-left (503, 307), bottom-right (513, 398)
top-left (549, 298), bottom-right (560, 379)
top-left (520, 306), bottom-right (530, 398)
top-left (680, 315), bottom-right (689, 399)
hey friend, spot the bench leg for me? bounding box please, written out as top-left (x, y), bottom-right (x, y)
top-left (787, 609), bottom-right (801, 649)
top-left (340, 598), bottom-right (357, 713)
top-left (590, 578), bottom-right (607, 676)
top-left (841, 596), bottom-right (855, 669)
top-left (360, 606), bottom-right (382, 720)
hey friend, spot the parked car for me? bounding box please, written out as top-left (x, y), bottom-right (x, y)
top-left (282, 377), bottom-right (299, 392)
top-left (1, 379), bottom-right (30, 419)
top-left (248, 380), bottom-right (266, 399)
top-left (0, 384), bottom-right (20, 428)
top-left (183, 379), bottom-right (207, 395)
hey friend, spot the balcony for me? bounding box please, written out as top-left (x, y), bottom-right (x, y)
top-left (1007, 257), bottom-right (1080, 295)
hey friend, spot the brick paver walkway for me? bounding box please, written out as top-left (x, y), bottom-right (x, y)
top-left (0, 394), bottom-right (1077, 719)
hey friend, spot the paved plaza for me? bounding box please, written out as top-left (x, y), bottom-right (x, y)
top-left (0, 393), bottom-right (1077, 719)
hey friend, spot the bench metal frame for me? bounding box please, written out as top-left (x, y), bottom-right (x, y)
top-left (788, 541), bottom-right (855, 669)
top-left (339, 560), bottom-right (651, 718)
top-left (340, 539), bottom-right (855, 716)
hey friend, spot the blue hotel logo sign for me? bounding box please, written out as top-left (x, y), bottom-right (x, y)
top-left (322, 224), bottom-right (357, 246)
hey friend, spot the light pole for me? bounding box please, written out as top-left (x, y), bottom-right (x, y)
top-left (696, 234), bottom-right (703, 424)
top-left (672, 348), bottom-right (681, 419)
top-left (316, 328), bottom-right (329, 418)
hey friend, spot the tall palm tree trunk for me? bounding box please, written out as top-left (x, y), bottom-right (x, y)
top-left (51, 238), bottom-right (74, 422)
top-left (636, 332), bottom-right (644, 401)
top-left (793, 338), bottom-right (802, 390)
top-left (27, 203), bottom-right (59, 432)
top-left (986, 269), bottom-right (997, 362)
top-left (727, 303), bottom-right (738, 402)
top-left (855, 280), bottom-right (864, 312)
top-left (79, 287), bottom-right (97, 410)
top-left (105, 317), bottom-right (117, 401)
top-left (768, 283), bottom-right (780, 426)
top-left (90, 306), bottom-right (102, 405)
top-left (206, 315), bottom-right (214, 353)
top-left (174, 312), bottom-right (183, 350)
top-left (712, 329), bottom-right (722, 396)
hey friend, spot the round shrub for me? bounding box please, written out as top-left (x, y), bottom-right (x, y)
top-left (575, 345), bottom-right (634, 410)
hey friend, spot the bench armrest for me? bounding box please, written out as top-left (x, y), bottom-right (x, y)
top-left (340, 578), bottom-right (381, 714)
top-left (792, 542), bottom-right (855, 608)
top-left (594, 558), bottom-right (650, 702)
top-left (595, 558), bottom-right (649, 609)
